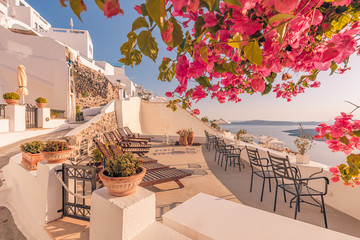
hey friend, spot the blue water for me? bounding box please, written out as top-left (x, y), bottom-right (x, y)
top-left (226, 124), bottom-right (345, 166)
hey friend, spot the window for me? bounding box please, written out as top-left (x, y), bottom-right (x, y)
top-left (35, 23), bottom-right (38, 29)
top-left (19, 1), bottom-right (25, 6)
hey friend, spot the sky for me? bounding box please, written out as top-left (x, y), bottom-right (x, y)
top-left (26, 0), bottom-right (360, 122)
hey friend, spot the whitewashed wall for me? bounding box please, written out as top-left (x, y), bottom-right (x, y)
top-left (0, 26), bottom-right (69, 116)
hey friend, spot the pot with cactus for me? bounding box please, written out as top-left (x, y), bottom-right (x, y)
top-left (187, 129), bottom-right (195, 145)
top-left (35, 97), bottom-right (47, 108)
top-left (40, 140), bottom-right (72, 164)
top-left (20, 141), bottom-right (44, 170)
top-left (3, 92), bottom-right (20, 105)
top-left (294, 124), bottom-right (314, 164)
top-left (99, 153), bottom-right (146, 197)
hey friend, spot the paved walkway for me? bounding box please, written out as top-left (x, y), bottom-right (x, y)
top-left (0, 129), bottom-right (70, 240)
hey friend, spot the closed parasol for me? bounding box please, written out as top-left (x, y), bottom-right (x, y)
top-left (16, 65), bottom-right (28, 104)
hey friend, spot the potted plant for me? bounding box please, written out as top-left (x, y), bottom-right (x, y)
top-left (176, 129), bottom-right (187, 144)
top-left (294, 124), bottom-right (314, 164)
top-left (50, 110), bottom-right (60, 119)
top-left (235, 129), bottom-right (247, 144)
top-left (187, 129), bottom-right (195, 145)
top-left (35, 97), bottom-right (47, 108)
top-left (40, 140), bottom-right (72, 163)
top-left (99, 153), bottom-right (146, 197)
top-left (20, 141), bottom-right (44, 170)
top-left (3, 92), bottom-right (20, 105)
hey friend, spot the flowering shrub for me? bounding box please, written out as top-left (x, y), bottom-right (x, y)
top-left (42, 141), bottom-right (70, 152)
top-left (104, 153), bottom-right (142, 177)
top-left (315, 113), bottom-right (360, 186)
top-left (63, 0), bottom-right (360, 113)
top-left (20, 141), bottom-right (44, 154)
top-left (236, 129), bottom-right (247, 140)
top-left (294, 124), bottom-right (313, 155)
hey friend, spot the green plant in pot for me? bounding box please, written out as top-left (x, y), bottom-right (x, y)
top-left (294, 124), bottom-right (314, 164)
top-left (3, 92), bottom-right (20, 105)
top-left (40, 140), bottom-right (72, 164)
top-left (20, 141), bottom-right (44, 170)
top-left (50, 110), bottom-right (60, 119)
top-left (99, 153), bottom-right (146, 197)
top-left (35, 97), bottom-right (47, 108)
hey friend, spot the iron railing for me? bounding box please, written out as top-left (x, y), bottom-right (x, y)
top-left (25, 104), bottom-right (37, 128)
top-left (0, 104), bottom-right (5, 119)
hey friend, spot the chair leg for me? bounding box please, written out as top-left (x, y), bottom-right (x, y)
top-left (261, 178), bottom-right (265, 202)
top-left (224, 157), bottom-right (228, 171)
top-left (321, 195), bottom-right (328, 228)
top-left (250, 172), bottom-right (254, 192)
top-left (283, 187), bottom-right (287, 202)
top-left (214, 150), bottom-right (217, 162)
top-left (268, 177), bottom-right (271, 192)
top-left (237, 157), bottom-right (241, 172)
top-left (274, 185), bottom-right (278, 212)
top-left (294, 196), bottom-right (299, 219)
top-left (174, 180), bottom-right (184, 188)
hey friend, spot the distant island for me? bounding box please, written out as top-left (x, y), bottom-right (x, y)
top-left (230, 120), bottom-right (322, 126)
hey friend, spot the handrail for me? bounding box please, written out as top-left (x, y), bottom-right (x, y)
top-left (0, 104), bottom-right (5, 119)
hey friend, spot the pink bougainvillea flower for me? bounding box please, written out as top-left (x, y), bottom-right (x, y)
top-left (251, 78), bottom-right (266, 92)
top-left (203, 12), bottom-right (218, 28)
top-left (103, 0), bottom-right (123, 18)
top-left (166, 46), bottom-right (173, 51)
top-left (312, 9), bottom-right (323, 25)
top-left (192, 109), bottom-right (200, 115)
top-left (134, 5), bottom-right (142, 15)
top-left (275, 0), bottom-right (298, 13)
top-left (165, 92), bottom-right (174, 98)
top-left (329, 166), bottom-right (339, 174)
top-left (161, 22), bottom-right (174, 43)
top-left (331, 175), bottom-right (340, 183)
top-left (189, 0), bottom-right (200, 13)
top-left (171, 0), bottom-right (188, 12)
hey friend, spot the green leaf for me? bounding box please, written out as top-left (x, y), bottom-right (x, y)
top-left (146, 0), bottom-right (165, 30)
top-left (167, 17), bottom-right (183, 48)
top-left (276, 23), bottom-right (287, 45)
top-left (243, 40), bottom-right (263, 66)
top-left (69, 0), bottom-right (86, 21)
top-left (196, 76), bottom-right (212, 88)
top-left (269, 14), bottom-right (294, 25)
top-left (339, 136), bottom-right (349, 145)
top-left (132, 17), bottom-right (149, 31)
top-left (353, 130), bottom-right (360, 138)
top-left (195, 16), bottom-right (205, 38)
top-left (137, 31), bottom-right (159, 62)
top-left (223, 0), bottom-right (242, 7)
top-left (222, 62), bottom-right (238, 75)
top-left (141, 4), bottom-right (148, 16)
top-left (200, 47), bottom-right (208, 63)
top-left (95, 0), bottom-right (105, 10)
top-left (213, 63), bottom-right (227, 73)
top-left (131, 49), bottom-right (142, 66)
top-left (228, 32), bottom-right (242, 49)
top-left (59, 0), bottom-right (67, 7)
top-left (330, 61), bottom-right (338, 75)
top-left (331, 14), bottom-right (351, 31)
top-left (262, 83), bottom-right (272, 95)
top-left (204, 0), bottom-right (216, 11)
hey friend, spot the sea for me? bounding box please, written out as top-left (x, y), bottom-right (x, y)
top-left (226, 122), bottom-right (345, 167)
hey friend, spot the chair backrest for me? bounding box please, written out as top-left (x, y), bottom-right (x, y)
top-left (267, 151), bottom-right (299, 182)
top-left (245, 147), bottom-right (266, 170)
top-left (117, 128), bottom-right (129, 139)
top-left (108, 144), bottom-right (123, 156)
top-left (124, 126), bottom-right (133, 136)
top-left (93, 138), bottom-right (112, 160)
top-left (103, 132), bottom-right (116, 144)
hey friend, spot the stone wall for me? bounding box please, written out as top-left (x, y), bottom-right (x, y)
top-left (73, 62), bottom-right (119, 109)
top-left (66, 112), bottom-right (117, 157)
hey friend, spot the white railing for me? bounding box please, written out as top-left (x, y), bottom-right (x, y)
top-left (35, 27), bottom-right (87, 35)
top-left (0, 0), bottom-right (8, 6)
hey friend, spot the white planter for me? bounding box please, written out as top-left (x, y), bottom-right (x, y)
top-left (296, 154), bottom-right (310, 164)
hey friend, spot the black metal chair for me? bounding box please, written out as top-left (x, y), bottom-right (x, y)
top-left (267, 151), bottom-right (329, 228)
top-left (214, 138), bottom-right (234, 165)
top-left (204, 131), bottom-right (216, 151)
top-left (221, 146), bottom-right (245, 171)
top-left (245, 147), bottom-right (275, 202)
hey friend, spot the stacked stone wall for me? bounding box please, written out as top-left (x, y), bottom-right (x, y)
top-left (66, 112), bottom-right (117, 157)
top-left (73, 62), bottom-right (119, 109)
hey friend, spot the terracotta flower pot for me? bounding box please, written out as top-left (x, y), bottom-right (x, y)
top-left (4, 99), bottom-right (19, 105)
top-left (187, 133), bottom-right (194, 145)
top-left (179, 136), bottom-right (184, 144)
top-left (21, 152), bottom-right (45, 170)
top-left (36, 102), bottom-right (46, 108)
top-left (295, 154), bottom-right (310, 164)
top-left (99, 167), bottom-right (146, 197)
top-left (40, 149), bottom-right (73, 164)
top-left (183, 137), bottom-right (189, 146)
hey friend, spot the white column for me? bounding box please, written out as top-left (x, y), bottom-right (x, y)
top-left (5, 104), bottom-right (25, 132)
top-left (90, 187), bottom-right (155, 240)
top-left (37, 107), bottom-right (50, 128)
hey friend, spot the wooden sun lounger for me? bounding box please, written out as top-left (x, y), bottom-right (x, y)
top-left (117, 128), bottom-right (150, 144)
top-left (123, 126), bottom-right (152, 141)
top-left (103, 132), bottom-right (150, 156)
top-left (109, 130), bottom-right (151, 148)
top-left (140, 168), bottom-right (191, 188)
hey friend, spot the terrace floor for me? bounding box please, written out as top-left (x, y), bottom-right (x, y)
top-left (147, 143), bottom-right (360, 239)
